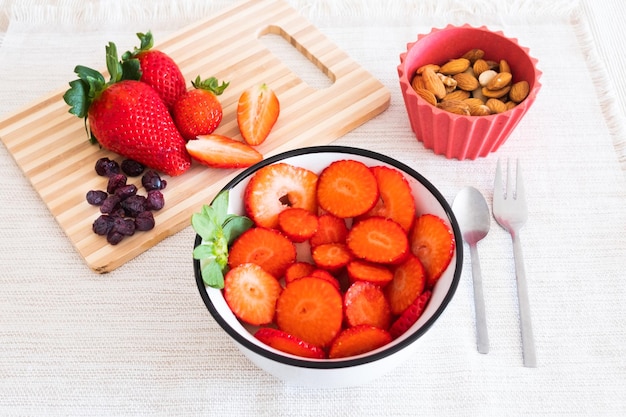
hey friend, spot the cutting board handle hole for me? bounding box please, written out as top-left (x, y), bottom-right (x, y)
top-left (259, 26), bottom-right (335, 90)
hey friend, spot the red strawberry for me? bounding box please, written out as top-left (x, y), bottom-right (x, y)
top-left (359, 165), bottom-right (416, 232)
top-left (309, 213), bottom-right (349, 247)
top-left (385, 254), bottom-right (426, 315)
top-left (284, 261), bottom-right (316, 284)
top-left (223, 263), bottom-right (282, 326)
top-left (409, 214), bottom-right (455, 288)
top-left (328, 325), bottom-right (392, 359)
top-left (122, 31), bottom-right (186, 109)
top-left (186, 134), bottom-right (262, 169)
top-left (346, 217), bottom-right (409, 264)
top-left (64, 42), bottom-right (191, 176)
top-left (277, 207), bottom-right (319, 243)
top-left (244, 163), bottom-right (318, 229)
top-left (344, 281), bottom-right (391, 330)
top-left (316, 159), bottom-right (379, 218)
top-left (172, 76), bottom-right (229, 141)
top-left (346, 259), bottom-right (394, 286)
top-left (254, 328), bottom-right (326, 359)
top-left (389, 290), bottom-right (432, 339)
top-left (311, 243), bottom-right (353, 271)
top-left (276, 276), bottom-right (343, 348)
top-left (237, 83), bottom-right (280, 146)
top-left (228, 227), bottom-right (296, 278)
top-left (308, 269), bottom-right (341, 291)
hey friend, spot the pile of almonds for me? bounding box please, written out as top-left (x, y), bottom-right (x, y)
top-left (411, 48), bottom-right (530, 116)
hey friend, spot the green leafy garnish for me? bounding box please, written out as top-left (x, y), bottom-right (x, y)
top-left (191, 190), bottom-right (253, 289)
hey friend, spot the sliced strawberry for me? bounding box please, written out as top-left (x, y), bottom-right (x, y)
top-left (309, 213), bottom-right (349, 247)
top-left (186, 134), bottom-right (263, 169)
top-left (244, 163), bottom-right (318, 229)
top-left (277, 207), bottom-right (318, 243)
top-left (311, 243), bottom-right (353, 271)
top-left (276, 276), bottom-right (343, 348)
top-left (254, 327), bottom-right (326, 359)
top-left (316, 159), bottom-right (379, 218)
top-left (237, 83), bottom-right (280, 146)
top-left (228, 227), bottom-right (296, 278)
top-left (358, 165), bottom-right (416, 232)
top-left (328, 325), bottom-right (392, 359)
top-left (346, 217), bottom-right (409, 264)
top-left (309, 269), bottom-right (341, 291)
top-left (284, 261), bottom-right (316, 285)
top-left (344, 281), bottom-right (391, 330)
top-left (223, 263), bottom-right (282, 326)
top-left (346, 260), bottom-right (394, 286)
top-left (385, 254), bottom-right (426, 315)
top-left (389, 290), bottom-right (432, 339)
top-left (409, 214), bottom-right (455, 288)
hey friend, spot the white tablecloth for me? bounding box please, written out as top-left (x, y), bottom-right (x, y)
top-left (1, 0), bottom-right (625, 415)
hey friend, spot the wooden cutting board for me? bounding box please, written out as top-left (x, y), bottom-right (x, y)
top-left (0, 0), bottom-right (390, 273)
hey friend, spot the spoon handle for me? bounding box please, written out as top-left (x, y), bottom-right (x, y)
top-left (470, 243), bottom-right (489, 354)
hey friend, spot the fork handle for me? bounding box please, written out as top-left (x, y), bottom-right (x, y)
top-left (470, 243), bottom-right (489, 354)
top-left (512, 233), bottom-right (537, 368)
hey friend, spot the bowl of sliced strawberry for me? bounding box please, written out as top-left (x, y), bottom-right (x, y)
top-left (192, 145), bottom-right (462, 388)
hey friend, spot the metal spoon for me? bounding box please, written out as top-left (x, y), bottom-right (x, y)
top-left (453, 186), bottom-right (491, 354)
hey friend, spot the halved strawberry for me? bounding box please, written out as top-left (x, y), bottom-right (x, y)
top-left (389, 290), bottom-right (432, 339)
top-left (309, 213), bottom-right (349, 247)
top-left (409, 214), bottom-right (455, 288)
top-left (276, 276), bottom-right (343, 348)
top-left (358, 165), bottom-right (416, 232)
top-left (385, 254), bottom-right (426, 315)
top-left (228, 227), bottom-right (296, 278)
top-left (311, 243), bottom-right (353, 271)
top-left (346, 260), bottom-right (394, 286)
top-left (284, 261), bottom-right (316, 285)
top-left (277, 207), bottom-right (318, 243)
top-left (344, 281), bottom-right (391, 330)
top-left (346, 217), bottom-right (409, 264)
top-left (254, 327), bottom-right (326, 359)
top-left (328, 325), bottom-right (392, 359)
top-left (244, 163), bottom-right (318, 229)
top-left (223, 263), bottom-right (282, 326)
top-left (186, 134), bottom-right (262, 169)
top-left (237, 83), bottom-right (280, 146)
top-left (316, 159), bottom-right (379, 218)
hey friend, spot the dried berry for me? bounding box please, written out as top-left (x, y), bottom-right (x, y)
top-left (121, 195), bottom-right (147, 218)
top-left (107, 230), bottom-right (125, 245)
top-left (121, 159), bottom-right (145, 177)
top-left (112, 217), bottom-right (136, 236)
top-left (135, 211), bottom-right (155, 231)
top-left (142, 170), bottom-right (167, 191)
top-left (92, 215), bottom-right (114, 235)
top-left (107, 173), bottom-right (128, 194)
top-left (100, 195), bottom-right (121, 214)
top-left (95, 157), bottom-right (120, 177)
top-left (146, 190), bottom-right (165, 211)
top-left (86, 190), bottom-right (108, 206)
top-left (114, 184), bottom-right (138, 201)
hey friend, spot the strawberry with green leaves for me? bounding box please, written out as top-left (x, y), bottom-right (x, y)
top-left (172, 76), bottom-right (229, 141)
top-left (63, 42), bottom-right (191, 176)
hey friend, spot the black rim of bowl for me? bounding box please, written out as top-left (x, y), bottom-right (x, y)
top-left (193, 145), bottom-right (463, 369)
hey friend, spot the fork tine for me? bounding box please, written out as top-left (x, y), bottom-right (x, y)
top-left (515, 159), bottom-right (526, 203)
top-left (506, 158), bottom-right (514, 200)
top-left (494, 159), bottom-right (504, 201)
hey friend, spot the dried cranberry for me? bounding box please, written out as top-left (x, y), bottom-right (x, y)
top-left (86, 190), bottom-right (108, 206)
top-left (100, 195), bottom-right (121, 214)
top-left (114, 184), bottom-right (138, 201)
top-left (107, 230), bottom-right (125, 245)
top-left (121, 159), bottom-right (145, 177)
top-left (146, 190), bottom-right (165, 211)
top-left (112, 217), bottom-right (136, 236)
top-left (95, 157), bottom-right (120, 177)
top-left (107, 173), bottom-right (127, 194)
top-left (92, 215), bottom-right (114, 235)
top-left (135, 211), bottom-right (155, 231)
top-left (121, 195), bottom-right (147, 218)
top-left (142, 170), bottom-right (167, 191)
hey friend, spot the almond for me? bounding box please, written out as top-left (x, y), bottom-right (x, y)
top-left (486, 98), bottom-right (508, 114)
top-left (472, 59), bottom-right (490, 76)
top-left (486, 72), bottom-right (512, 90)
top-left (422, 68), bottom-right (447, 99)
top-left (462, 48), bottom-right (485, 63)
top-left (416, 64), bottom-right (441, 75)
top-left (470, 104), bottom-right (492, 116)
top-left (482, 85), bottom-right (511, 99)
top-left (414, 87), bottom-right (438, 106)
top-left (411, 75), bottom-right (426, 91)
top-left (505, 101), bottom-right (517, 110)
top-left (453, 72), bottom-right (480, 91)
top-left (509, 80), bottom-right (530, 103)
top-left (443, 89), bottom-right (470, 101)
top-left (439, 58), bottom-right (470, 75)
top-left (437, 99), bottom-right (471, 115)
top-left (499, 59), bottom-right (511, 74)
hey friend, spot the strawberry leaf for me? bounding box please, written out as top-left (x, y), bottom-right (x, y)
top-left (201, 260), bottom-right (226, 288)
top-left (223, 216), bottom-right (253, 245)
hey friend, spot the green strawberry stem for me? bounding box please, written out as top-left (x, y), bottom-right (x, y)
top-left (191, 76), bottom-right (229, 96)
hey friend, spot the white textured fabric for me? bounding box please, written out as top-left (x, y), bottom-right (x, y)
top-left (1, 0), bottom-right (625, 416)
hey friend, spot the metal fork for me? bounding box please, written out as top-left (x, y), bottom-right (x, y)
top-left (493, 159), bottom-right (536, 368)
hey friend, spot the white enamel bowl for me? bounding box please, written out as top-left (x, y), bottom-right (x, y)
top-left (194, 146), bottom-right (463, 388)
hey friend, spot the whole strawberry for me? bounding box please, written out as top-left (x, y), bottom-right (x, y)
top-left (122, 31), bottom-right (187, 109)
top-left (171, 76), bottom-right (229, 141)
top-left (63, 42), bottom-right (191, 176)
